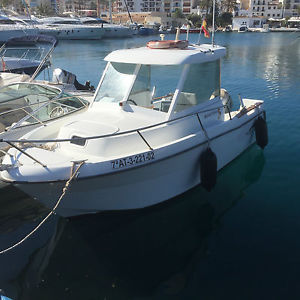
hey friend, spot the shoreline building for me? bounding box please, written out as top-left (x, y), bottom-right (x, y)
top-left (114, 0), bottom-right (195, 15)
top-left (238, 0), bottom-right (299, 18)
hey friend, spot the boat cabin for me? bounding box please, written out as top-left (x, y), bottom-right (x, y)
top-left (91, 43), bottom-right (226, 120)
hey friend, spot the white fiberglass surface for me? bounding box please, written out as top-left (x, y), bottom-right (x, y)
top-left (94, 62), bottom-right (136, 103)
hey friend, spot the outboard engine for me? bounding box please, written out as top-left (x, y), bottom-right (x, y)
top-left (52, 68), bottom-right (94, 91)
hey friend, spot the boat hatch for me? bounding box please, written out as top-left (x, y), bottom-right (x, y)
top-left (93, 60), bottom-right (221, 117)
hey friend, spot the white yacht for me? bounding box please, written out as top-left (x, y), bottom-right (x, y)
top-left (0, 15), bottom-right (38, 43)
top-left (0, 34), bottom-right (57, 76)
top-left (0, 39), bottom-right (268, 217)
top-left (37, 17), bottom-right (105, 40)
top-left (80, 17), bottom-right (134, 38)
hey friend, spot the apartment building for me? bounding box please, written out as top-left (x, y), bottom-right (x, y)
top-left (115, 0), bottom-right (193, 15)
top-left (251, 0), bottom-right (282, 18)
top-left (239, 0), bottom-right (299, 17)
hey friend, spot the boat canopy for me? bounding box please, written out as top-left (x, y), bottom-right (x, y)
top-left (104, 44), bottom-right (226, 65)
top-left (5, 34), bottom-right (58, 47)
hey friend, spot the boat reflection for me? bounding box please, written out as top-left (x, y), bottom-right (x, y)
top-left (0, 187), bottom-right (65, 300)
top-left (0, 145), bottom-right (265, 300)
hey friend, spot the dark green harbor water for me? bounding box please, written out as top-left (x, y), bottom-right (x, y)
top-left (0, 32), bottom-right (299, 299)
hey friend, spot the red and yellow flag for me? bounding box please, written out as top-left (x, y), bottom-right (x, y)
top-left (201, 19), bottom-right (210, 38)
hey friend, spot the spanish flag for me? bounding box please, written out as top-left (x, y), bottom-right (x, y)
top-left (201, 19), bottom-right (210, 38)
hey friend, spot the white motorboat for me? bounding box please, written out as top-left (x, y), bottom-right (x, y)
top-left (238, 25), bottom-right (249, 33)
top-left (0, 39), bottom-right (268, 217)
top-left (80, 17), bottom-right (134, 38)
top-left (0, 15), bottom-right (38, 43)
top-left (0, 34), bottom-right (57, 76)
top-left (37, 17), bottom-right (105, 40)
top-left (223, 25), bottom-right (232, 32)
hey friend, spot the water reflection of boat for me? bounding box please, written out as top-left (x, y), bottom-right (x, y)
top-left (0, 185), bottom-right (64, 300)
top-left (7, 145), bottom-right (264, 299)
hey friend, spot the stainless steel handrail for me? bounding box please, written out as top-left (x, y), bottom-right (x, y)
top-left (1, 102), bottom-right (263, 145)
top-left (0, 93), bottom-right (89, 117)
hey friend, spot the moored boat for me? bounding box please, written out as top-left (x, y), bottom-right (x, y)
top-left (180, 24), bottom-right (201, 33)
top-left (37, 17), bottom-right (105, 40)
top-left (0, 39), bottom-right (268, 217)
top-left (0, 15), bottom-right (39, 43)
top-left (80, 17), bottom-right (134, 38)
top-left (0, 34), bottom-right (57, 76)
top-left (0, 82), bottom-right (90, 150)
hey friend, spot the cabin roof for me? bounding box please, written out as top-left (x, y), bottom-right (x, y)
top-left (104, 43), bottom-right (226, 65)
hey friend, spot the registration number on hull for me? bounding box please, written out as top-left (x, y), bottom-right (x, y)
top-left (111, 151), bottom-right (155, 169)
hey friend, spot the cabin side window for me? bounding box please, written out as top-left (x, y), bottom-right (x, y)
top-left (174, 60), bottom-right (220, 113)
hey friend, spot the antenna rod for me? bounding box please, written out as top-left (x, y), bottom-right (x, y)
top-left (212, 0), bottom-right (215, 47)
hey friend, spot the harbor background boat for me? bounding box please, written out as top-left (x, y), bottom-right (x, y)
top-left (0, 32), bottom-right (300, 299)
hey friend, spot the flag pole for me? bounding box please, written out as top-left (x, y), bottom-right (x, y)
top-left (212, 0), bottom-right (215, 47)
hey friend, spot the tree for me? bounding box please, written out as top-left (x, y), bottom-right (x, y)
top-left (220, 0), bottom-right (237, 13)
top-left (90, 1), bottom-right (97, 10)
top-left (195, 0), bottom-right (212, 17)
top-left (172, 8), bottom-right (185, 19)
top-left (0, 0), bottom-right (10, 8)
top-left (187, 13), bottom-right (202, 27)
top-left (206, 1), bottom-right (219, 26)
top-left (36, 3), bottom-right (55, 16)
top-left (217, 12), bottom-right (232, 26)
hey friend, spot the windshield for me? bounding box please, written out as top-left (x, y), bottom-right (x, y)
top-left (0, 83), bottom-right (88, 130)
top-left (94, 62), bottom-right (136, 103)
top-left (0, 83), bottom-right (59, 104)
top-left (128, 64), bottom-right (183, 111)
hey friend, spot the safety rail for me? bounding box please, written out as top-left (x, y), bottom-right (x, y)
top-left (0, 93), bottom-right (89, 115)
top-left (0, 93), bottom-right (89, 132)
top-left (0, 47), bottom-right (46, 63)
top-left (0, 102), bottom-right (263, 146)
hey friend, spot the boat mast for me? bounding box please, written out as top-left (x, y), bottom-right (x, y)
top-left (97, 0), bottom-right (101, 17)
top-left (109, 0), bottom-right (112, 23)
top-left (124, 0), bottom-right (134, 24)
top-left (212, 0), bottom-right (215, 47)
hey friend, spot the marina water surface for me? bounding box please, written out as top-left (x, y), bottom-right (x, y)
top-left (0, 32), bottom-right (300, 299)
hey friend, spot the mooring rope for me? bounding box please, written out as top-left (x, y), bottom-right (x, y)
top-left (0, 161), bottom-right (85, 255)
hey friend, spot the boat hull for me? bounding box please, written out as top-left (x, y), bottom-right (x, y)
top-left (12, 114), bottom-right (259, 217)
top-left (0, 28), bottom-right (39, 43)
top-left (38, 26), bottom-right (104, 40)
top-left (103, 26), bottom-right (133, 38)
top-left (180, 28), bottom-right (201, 33)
